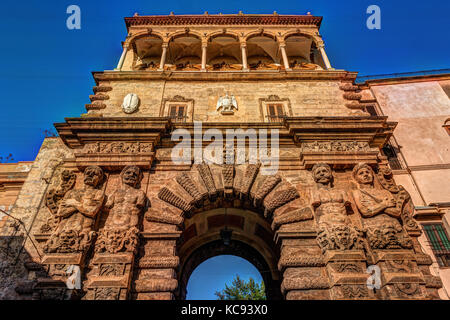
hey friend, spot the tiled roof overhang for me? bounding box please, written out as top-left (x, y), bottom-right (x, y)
top-left (125, 15), bottom-right (322, 30)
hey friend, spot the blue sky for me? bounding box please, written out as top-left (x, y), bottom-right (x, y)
top-left (186, 255), bottom-right (263, 300)
top-left (0, 0), bottom-right (449, 299)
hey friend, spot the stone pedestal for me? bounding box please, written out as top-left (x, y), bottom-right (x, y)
top-left (86, 252), bottom-right (135, 300)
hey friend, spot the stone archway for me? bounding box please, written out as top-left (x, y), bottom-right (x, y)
top-left (178, 239), bottom-right (282, 300)
top-left (150, 163), bottom-right (308, 300)
top-left (156, 163), bottom-right (301, 220)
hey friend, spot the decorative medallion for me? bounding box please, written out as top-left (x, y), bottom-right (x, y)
top-left (216, 94), bottom-right (238, 115)
top-left (121, 93), bottom-right (140, 114)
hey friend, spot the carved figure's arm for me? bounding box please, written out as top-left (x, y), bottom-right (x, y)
top-left (311, 189), bottom-right (321, 208)
top-left (56, 192), bottom-right (78, 218)
top-left (352, 190), bottom-right (387, 217)
top-left (77, 191), bottom-right (105, 219)
top-left (105, 193), bottom-right (115, 210)
top-left (342, 190), bottom-right (352, 207)
top-left (136, 191), bottom-right (146, 210)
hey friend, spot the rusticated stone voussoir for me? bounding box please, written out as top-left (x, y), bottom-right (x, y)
top-left (138, 256), bottom-right (180, 269)
top-left (278, 255), bottom-right (325, 271)
top-left (281, 277), bottom-right (330, 293)
top-left (134, 278), bottom-right (178, 293)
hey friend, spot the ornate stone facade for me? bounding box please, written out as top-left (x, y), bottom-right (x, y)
top-left (0, 13), bottom-right (445, 300)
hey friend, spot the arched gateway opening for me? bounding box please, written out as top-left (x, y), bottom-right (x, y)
top-left (177, 208), bottom-right (282, 300)
top-left (154, 163), bottom-right (305, 300)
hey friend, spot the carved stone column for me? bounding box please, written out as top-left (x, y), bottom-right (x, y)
top-left (115, 45), bottom-right (129, 71)
top-left (158, 43), bottom-right (168, 71)
top-left (279, 43), bottom-right (291, 71)
top-left (317, 44), bottom-right (332, 70)
top-left (201, 42), bottom-right (207, 71)
top-left (240, 42), bottom-right (248, 71)
top-left (86, 252), bottom-right (135, 300)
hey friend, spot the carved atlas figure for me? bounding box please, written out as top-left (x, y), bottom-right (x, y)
top-left (351, 163), bottom-right (412, 249)
top-left (96, 165), bottom-right (146, 254)
top-left (310, 163), bottom-right (364, 252)
top-left (44, 166), bottom-right (105, 253)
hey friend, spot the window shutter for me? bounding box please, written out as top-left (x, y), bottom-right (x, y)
top-left (268, 105), bottom-right (275, 116)
top-left (169, 106), bottom-right (177, 117)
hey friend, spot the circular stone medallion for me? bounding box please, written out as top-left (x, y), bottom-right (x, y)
top-left (121, 93), bottom-right (140, 114)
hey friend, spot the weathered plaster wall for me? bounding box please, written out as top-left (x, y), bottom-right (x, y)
top-left (372, 81), bottom-right (450, 204)
top-left (372, 81), bottom-right (450, 166)
top-left (371, 79), bottom-right (450, 300)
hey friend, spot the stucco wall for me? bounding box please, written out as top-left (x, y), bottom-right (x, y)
top-left (372, 81), bottom-right (450, 204)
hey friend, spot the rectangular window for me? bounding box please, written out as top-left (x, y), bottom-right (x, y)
top-left (169, 105), bottom-right (186, 123)
top-left (267, 104), bottom-right (285, 122)
top-left (365, 105), bottom-right (378, 116)
top-left (382, 144), bottom-right (403, 170)
top-left (423, 223), bottom-right (450, 267)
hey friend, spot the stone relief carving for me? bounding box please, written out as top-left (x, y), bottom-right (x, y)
top-left (41, 170), bottom-right (77, 233)
top-left (376, 167), bottom-right (420, 234)
top-left (310, 163), bottom-right (364, 252)
top-left (364, 216), bottom-right (413, 249)
top-left (303, 141), bottom-right (369, 152)
top-left (95, 166), bottom-right (146, 254)
top-left (263, 185), bottom-right (299, 217)
top-left (83, 142), bottom-right (153, 154)
top-left (352, 163), bottom-right (400, 219)
top-left (351, 163), bottom-right (412, 250)
top-left (340, 285), bottom-right (369, 298)
top-left (216, 94), bottom-right (238, 114)
top-left (156, 163), bottom-right (300, 222)
top-left (121, 93), bottom-right (140, 114)
top-left (98, 263), bottom-right (125, 276)
top-left (317, 224), bottom-right (364, 252)
top-left (222, 164), bottom-right (235, 196)
top-left (94, 287), bottom-right (120, 300)
top-left (43, 166), bottom-right (105, 253)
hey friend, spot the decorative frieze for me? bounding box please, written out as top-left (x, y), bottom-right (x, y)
top-left (83, 142), bottom-right (153, 154)
top-left (302, 141), bottom-right (370, 152)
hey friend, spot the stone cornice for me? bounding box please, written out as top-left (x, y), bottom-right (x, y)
top-left (92, 70), bottom-right (357, 84)
top-left (125, 14), bottom-right (322, 30)
top-left (284, 116), bottom-right (396, 146)
top-left (55, 117), bottom-right (172, 170)
top-left (358, 73), bottom-right (450, 88)
top-left (55, 117), bottom-right (172, 149)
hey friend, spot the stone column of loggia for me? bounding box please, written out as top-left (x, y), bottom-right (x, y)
top-left (201, 42), bottom-right (207, 71)
top-left (115, 45), bottom-right (129, 71)
top-left (158, 43), bottom-right (168, 71)
top-left (318, 44), bottom-right (332, 70)
top-left (279, 43), bottom-right (291, 71)
top-left (241, 43), bottom-right (248, 71)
